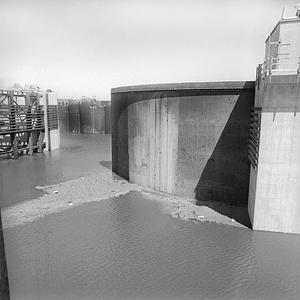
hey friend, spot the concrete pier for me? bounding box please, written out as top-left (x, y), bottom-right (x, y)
top-left (248, 75), bottom-right (300, 233)
top-left (112, 82), bottom-right (255, 205)
top-left (44, 92), bottom-right (60, 151)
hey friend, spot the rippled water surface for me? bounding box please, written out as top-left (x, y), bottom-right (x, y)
top-left (2, 134), bottom-right (300, 300)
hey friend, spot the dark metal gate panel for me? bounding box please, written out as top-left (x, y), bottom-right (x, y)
top-left (58, 104), bottom-right (69, 133)
top-left (68, 104), bottom-right (80, 133)
top-left (79, 103), bottom-right (106, 134)
top-left (105, 106), bottom-right (111, 134)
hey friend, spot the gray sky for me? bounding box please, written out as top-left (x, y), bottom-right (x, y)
top-left (0, 0), bottom-right (298, 99)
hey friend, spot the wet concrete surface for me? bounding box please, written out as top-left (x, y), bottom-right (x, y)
top-left (0, 134), bottom-right (111, 208)
top-left (2, 134), bottom-right (300, 300)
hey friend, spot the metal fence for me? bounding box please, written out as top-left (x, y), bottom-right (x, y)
top-left (261, 57), bottom-right (300, 77)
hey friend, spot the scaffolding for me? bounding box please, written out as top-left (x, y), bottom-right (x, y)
top-left (0, 89), bottom-right (58, 158)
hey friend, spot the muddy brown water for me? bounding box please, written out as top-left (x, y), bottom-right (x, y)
top-left (2, 134), bottom-right (300, 300)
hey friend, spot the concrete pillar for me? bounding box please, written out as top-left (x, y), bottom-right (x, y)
top-left (46, 92), bottom-right (60, 151)
top-left (43, 93), bottom-right (50, 151)
top-left (248, 76), bottom-right (300, 234)
top-left (41, 92), bottom-right (60, 151)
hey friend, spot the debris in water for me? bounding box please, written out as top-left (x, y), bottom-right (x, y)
top-left (35, 186), bottom-right (45, 190)
top-left (53, 190), bottom-right (58, 194)
top-left (80, 177), bottom-right (85, 180)
top-left (68, 201), bottom-right (73, 206)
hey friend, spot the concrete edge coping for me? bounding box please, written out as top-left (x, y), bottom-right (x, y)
top-left (111, 81), bottom-right (255, 94)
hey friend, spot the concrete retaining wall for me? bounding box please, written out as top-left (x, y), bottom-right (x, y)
top-left (112, 82), bottom-right (255, 205)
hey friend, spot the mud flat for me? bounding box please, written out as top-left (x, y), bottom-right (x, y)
top-left (2, 168), bottom-right (248, 230)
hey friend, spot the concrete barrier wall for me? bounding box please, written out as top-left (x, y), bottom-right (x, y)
top-left (112, 82), bottom-right (255, 205)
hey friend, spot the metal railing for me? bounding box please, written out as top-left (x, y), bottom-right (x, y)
top-left (262, 56), bottom-right (300, 77)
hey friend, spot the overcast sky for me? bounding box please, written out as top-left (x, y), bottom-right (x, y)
top-left (0, 0), bottom-right (298, 99)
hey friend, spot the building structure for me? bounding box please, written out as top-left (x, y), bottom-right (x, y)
top-left (248, 6), bottom-right (300, 234)
top-left (0, 89), bottom-right (60, 158)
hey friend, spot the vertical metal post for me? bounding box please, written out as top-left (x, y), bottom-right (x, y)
top-left (9, 92), bottom-right (17, 159)
top-left (104, 106), bottom-right (107, 134)
top-left (43, 92), bottom-right (51, 151)
top-left (297, 57), bottom-right (300, 83)
top-left (25, 93), bottom-right (33, 155)
top-left (91, 105), bottom-right (95, 134)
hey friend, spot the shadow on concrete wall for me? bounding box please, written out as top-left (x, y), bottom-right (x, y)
top-left (194, 93), bottom-right (252, 228)
top-left (112, 85), bottom-right (254, 228)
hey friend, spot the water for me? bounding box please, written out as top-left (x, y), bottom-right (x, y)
top-left (0, 134), bottom-right (111, 208)
top-left (2, 134), bottom-right (300, 299)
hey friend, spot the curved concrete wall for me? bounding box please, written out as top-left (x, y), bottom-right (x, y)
top-left (112, 82), bottom-right (255, 205)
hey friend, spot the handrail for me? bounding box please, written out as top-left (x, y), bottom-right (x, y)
top-left (262, 56), bottom-right (300, 76)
